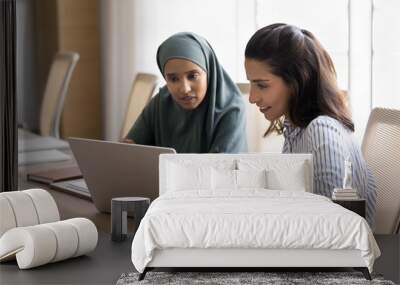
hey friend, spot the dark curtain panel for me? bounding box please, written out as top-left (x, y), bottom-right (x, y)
top-left (0, 0), bottom-right (17, 192)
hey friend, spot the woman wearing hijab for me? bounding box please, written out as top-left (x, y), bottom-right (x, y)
top-left (125, 32), bottom-right (247, 153)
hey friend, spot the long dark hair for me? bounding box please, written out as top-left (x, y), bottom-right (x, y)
top-left (245, 23), bottom-right (353, 136)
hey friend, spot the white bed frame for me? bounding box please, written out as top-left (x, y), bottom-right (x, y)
top-left (139, 154), bottom-right (371, 280)
top-left (148, 248), bottom-right (365, 268)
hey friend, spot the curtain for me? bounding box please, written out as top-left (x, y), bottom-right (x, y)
top-left (99, 0), bottom-right (137, 141)
top-left (0, 0), bottom-right (17, 192)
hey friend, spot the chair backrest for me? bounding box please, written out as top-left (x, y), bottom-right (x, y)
top-left (120, 73), bottom-right (158, 139)
top-left (361, 107), bottom-right (400, 234)
top-left (236, 82), bottom-right (284, 153)
top-left (39, 52), bottom-right (79, 138)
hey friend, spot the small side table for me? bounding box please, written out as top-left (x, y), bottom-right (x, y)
top-left (111, 197), bottom-right (150, 242)
top-left (332, 198), bottom-right (366, 218)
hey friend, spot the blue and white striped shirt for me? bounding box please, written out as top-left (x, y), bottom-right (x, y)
top-left (282, 116), bottom-right (377, 227)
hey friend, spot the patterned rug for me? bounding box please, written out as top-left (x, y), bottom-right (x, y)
top-left (116, 271), bottom-right (396, 285)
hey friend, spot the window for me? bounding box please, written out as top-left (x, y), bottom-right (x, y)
top-left (372, 0), bottom-right (400, 109)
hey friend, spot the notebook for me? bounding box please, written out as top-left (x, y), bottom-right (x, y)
top-left (27, 166), bottom-right (82, 185)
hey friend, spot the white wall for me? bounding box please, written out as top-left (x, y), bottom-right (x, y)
top-left (99, 0), bottom-right (137, 141)
top-left (372, 0), bottom-right (400, 109)
top-left (349, 0), bottom-right (373, 141)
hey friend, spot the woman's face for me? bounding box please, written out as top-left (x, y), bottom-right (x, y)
top-left (164, 58), bottom-right (207, 110)
top-left (245, 58), bottom-right (291, 121)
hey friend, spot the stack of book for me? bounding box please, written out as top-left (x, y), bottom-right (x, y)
top-left (27, 166), bottom-right (82, 184)
top-left (332, 188), bottom-right (359, 200)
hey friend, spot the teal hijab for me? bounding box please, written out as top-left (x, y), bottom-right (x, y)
top-left (127, 32), bottom-right (247, 153)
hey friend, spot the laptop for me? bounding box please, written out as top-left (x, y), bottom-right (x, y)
top-left (68, 138), bottom-right (176, 213)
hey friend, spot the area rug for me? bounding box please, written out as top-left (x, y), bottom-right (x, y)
top-left (116, 271), bottom-right (396, 285)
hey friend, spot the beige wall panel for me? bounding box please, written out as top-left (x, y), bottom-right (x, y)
top-left (35, 0), bottom-right (59, 102)
top-left (61, 60), bottom-right (101, 139)
top-left (58, 0), bottom-right (98, 28)
top-left (59, 28), bottom-right (100, 61)
top-left (58, 0), bottom-right (101, 139)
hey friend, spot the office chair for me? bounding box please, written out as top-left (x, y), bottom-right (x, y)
top-left (361, 107), bottom-right (400, 234)
top-left (39, 52), bottom-right (80, 138)
top-left (120, 73), bottom-right (158, 139)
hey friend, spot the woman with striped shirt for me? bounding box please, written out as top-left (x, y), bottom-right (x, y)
top-left (244, 23), bottom-right (377, 228)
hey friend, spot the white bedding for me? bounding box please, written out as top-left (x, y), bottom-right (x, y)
top-left (131, 190), bottom-right (380, 273)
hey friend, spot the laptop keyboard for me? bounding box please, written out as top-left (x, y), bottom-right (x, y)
top-left (51, 178), bottom-right (91, 199)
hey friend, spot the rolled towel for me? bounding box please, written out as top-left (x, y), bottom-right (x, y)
top-left (42, 221), bottom-right (79, 262)
top-left (24, 189), bottom-right (60, 223)
top-left (0, 189), bottom-right (60, 238)
top-left (0, 218), bottom-right (98, 269)
top-left (0, 191), bottom-right (40, 228)
top-left (0, 196), bottom-right (17, 237)
top-left (63, 218), bottom-right (98, 257)
top-left (0, 225), bottom-right (57, 267)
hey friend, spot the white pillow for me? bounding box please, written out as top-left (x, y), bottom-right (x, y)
top-left (236, 169), bottom-right (267, 188)
top-left (266, 162), bottom-right (307, 191)
top-left (212, 169), bottom-right (237, 190)
top-left (167, 163), bottom-right (212, 191)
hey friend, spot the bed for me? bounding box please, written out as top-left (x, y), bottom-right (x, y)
top-left (131, 154), bottom-right (380, 280)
